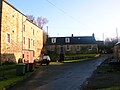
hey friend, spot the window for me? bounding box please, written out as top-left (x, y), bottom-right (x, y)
top-left (50, 46), bottom-right (55, 51)
top-left (23, 54), bottom-right (24, 58)
top-left (65, 38), bottom-right (70, 43)
top-left (7, 33), bottom-right (10, 43)
top-left (23, 25), bottom-right (25, 32)
top-left (51, 38), bottom-right (56, 43)
top-left (23, 37), bottom-right (25, 44)
top-left (33, 40), bottom-right (34, 46)
top-left (77, 46), bottom-right (80, 49)
top-left (66, 45), bottom-right (70, 51)
top-left (33, 29), bottom-right (34, 35)
top-left (28, 38), bottom-right (30, 48)
top-left (88, 45), bottom-right (92, 50)
top-left (76, 45), bottom-right (80, 51)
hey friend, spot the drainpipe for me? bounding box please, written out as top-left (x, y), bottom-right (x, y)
top-left (22, 15), bottom-right (26, 60)
top-left (0, 0), bottom-right (3, 65)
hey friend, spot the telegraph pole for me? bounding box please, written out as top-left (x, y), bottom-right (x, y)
top-left (47, 26), bottom-right (48, 35)
top-left (103, 33), bottom-right (104, 41)
top-left (116, 27), bottom-right (118, 42)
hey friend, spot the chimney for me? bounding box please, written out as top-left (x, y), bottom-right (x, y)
top-left (71, 34), bottom-right (74, 37)
top-left (92, 33), bottom-right (95, 37)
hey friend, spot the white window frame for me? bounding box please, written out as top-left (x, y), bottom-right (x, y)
top-left (65, 38), bottom-right (70, 43)
top-left (88, 45), bottom-right (93, 50)
top-left (51, 38), bottom-right (56, 43)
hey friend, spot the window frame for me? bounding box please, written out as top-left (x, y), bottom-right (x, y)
top-left (66, 45), bottom-right (70, 51)
top-left (51, 38), bottom-right (56, 43)
top-left (6, 33), bottom-right (10, 43)
top-left (33, 40), bottom-right (34, 46)
top-left (65, 38), bottom-right (70, 43)
top-left (23, 25), bottom-right (25, 32)
top-left (76, 45), bottom-right (80, 51)
top-left (23, 37), bottom-right (25, 44)
top-left (33, 29), bottom-right (34, 35)
top-left (50, 46), bottom-right (55, 51)
top-left (28, 38), bottom-right (30, 48)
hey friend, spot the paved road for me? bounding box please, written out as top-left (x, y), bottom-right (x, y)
top-left (8, 55), bottom-right (111, 90)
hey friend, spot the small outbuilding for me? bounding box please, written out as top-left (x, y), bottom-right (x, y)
top-left (113, 42), bottom-right (120, 61)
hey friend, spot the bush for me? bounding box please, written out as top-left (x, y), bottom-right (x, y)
top-left (3, 61), bottom-right (15, 65)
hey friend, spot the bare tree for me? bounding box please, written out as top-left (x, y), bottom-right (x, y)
top-left (37, 17), bottom-right (48, 29)
top-left (26, 15), bottom-right (35, 21)
top-left (26, 15), bottom-right (48, 29)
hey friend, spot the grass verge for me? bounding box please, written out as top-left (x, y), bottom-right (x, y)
top-left (0, 67), bottom-right (34, 90)
top-left (64, 54), bottom-right (100, 63)
top-left (0, 64), bottom-right (16, 71)
top-left (81, 57), bottom-right (120, 90)
top-left (0, 72), bottom-right (33, 90)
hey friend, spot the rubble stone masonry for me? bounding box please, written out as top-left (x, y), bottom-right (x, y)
top-left (1, 0), bottom-right (43, 63)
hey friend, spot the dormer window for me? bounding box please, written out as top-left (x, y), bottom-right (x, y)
top-left (65, 38), bottom-right (70, 43)
top-left (51, 38), bottom-right (56, 43)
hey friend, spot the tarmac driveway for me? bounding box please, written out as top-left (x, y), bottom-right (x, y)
top-left (8, 55), bottom-right (111, 90)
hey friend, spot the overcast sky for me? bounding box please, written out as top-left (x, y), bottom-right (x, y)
top-left (7, 0), bottom-right (120, 40)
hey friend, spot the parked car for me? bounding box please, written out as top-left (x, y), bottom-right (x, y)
top-left (34, 55), bottom-right (51, 65)
top-left (40, 55), bottom-right (51, 65)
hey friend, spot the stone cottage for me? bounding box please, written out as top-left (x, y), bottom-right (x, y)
top-left (46, 34), bottom-right (98, 54)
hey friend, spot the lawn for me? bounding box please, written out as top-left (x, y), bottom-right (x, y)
top-left (64, 57), bottom-right (98, 63)
top-left (64, 54), bottom-right (100, 63)
top-left (0, 64), bottom-right (34, 90)
top-left (81, 57), bottom-right (120, 90)
top-left (0, 64), bottom-right (16, 70)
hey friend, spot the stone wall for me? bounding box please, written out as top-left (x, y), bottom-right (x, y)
top-left (47, 44), bottom-right (98, 54)
top-left (23, 20), bottom-right (43, 60)
top-left (1, 1), bottom-right (43, 63)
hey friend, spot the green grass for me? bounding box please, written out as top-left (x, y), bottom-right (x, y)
top-left (81, 57), bottom-right (120, 90)
top-left (0, 72), bottom-right (33, 90)
top-left (64, 57), bottom-right (99, 63)
top-left (0, 69), bottom-right (21, 89)
top-left (0, 77), bottom-right (23, 89)
top-left (65, 53), bottom-right (97, 57)
top-left (64, 54), bottom-right (100, 60)
top-left (0, 64), bottom-right (16, 71)
top-left (97, 87), bottom-right (120, 90)
top-left (0, 66), bottom-right (34, 90)
top-left (50, 62), bottom-right (63, 65)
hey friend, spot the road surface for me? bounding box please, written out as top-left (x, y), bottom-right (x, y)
top-left (8, 55), bottom-right (111, 90)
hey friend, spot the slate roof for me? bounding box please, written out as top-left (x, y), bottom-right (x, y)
top-left (115, 42), bottom-right (120, 46)
top-left (96, 41), bottom-right (104, 46)
top-left (46, 36), bottom-right (97, 45)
